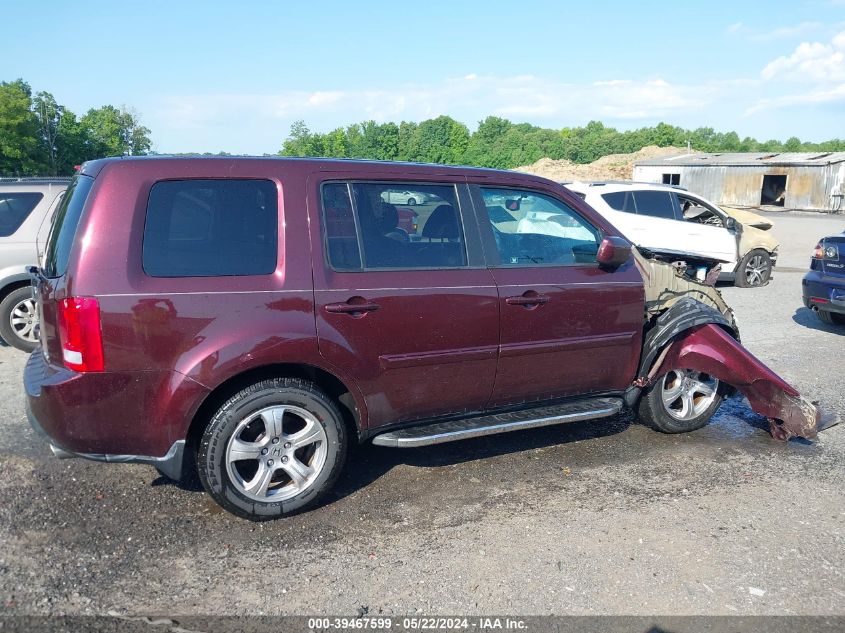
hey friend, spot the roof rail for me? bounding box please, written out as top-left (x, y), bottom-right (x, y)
top-left (0, 176), bottom-right (73, 184)
top-left (562, 179), bottom-right (688, 191)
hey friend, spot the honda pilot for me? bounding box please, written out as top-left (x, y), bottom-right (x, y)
top-left (25, 157), bottom-right (823, 520)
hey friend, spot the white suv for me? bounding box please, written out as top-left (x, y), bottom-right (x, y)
top-left (0, 178), bottom-right (70, 351)
top-left (564, 182), bottom-right (779, 287)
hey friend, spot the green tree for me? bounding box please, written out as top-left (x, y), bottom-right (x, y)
top-left (410, 116), bottom-right (470, 164)
top-left (463, 116), bottom-right (514, 168)
top-left (280, 120), bottom-right (321, 156)
top-left (80, 105), bottom-right (151, 158)
top-left (54, 111), bottom-right (88, 173)
top-left (32, 91), bottom-right (65, 174)
top-left (784, 136), bottom-right (802, 152)
top-left (0, 79), bottom-right (40, 175)
top-left (277, 117), bottom-right (845, 169)
top-left (396, 121), bottom-right (419, 162)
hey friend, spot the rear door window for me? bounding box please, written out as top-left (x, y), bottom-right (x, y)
top-left (321, 182), bottom-right (467, 270)
top-left (143, 179), bottom-right (278, 277)
top-left (0, 191), bottom-right (43, 237)
top-left (632, 191), bottom-right (678, 220)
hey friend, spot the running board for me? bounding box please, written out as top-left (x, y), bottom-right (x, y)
top-left (371, 397), bottom-right (624, 448)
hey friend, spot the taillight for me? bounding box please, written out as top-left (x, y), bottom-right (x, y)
top-left (57, 297), bottom-right (104, 372)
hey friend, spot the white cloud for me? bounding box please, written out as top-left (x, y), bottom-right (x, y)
top-left (761, 33), bottom-right (845, 82)
top-left (146, 72), bottom-right (773, 153)
top-left (748, 30), bottom-right (845, 113)
top-left (753, 21), bottom-right (824, 41)
top-left (148, 40), bottom-right (845, 154)
top-left (746, 84), bottom-right (845, 113)
top-left (152, 75), bottom-right (707, 138)
top-left (726, 21), bottom-right (829, 41)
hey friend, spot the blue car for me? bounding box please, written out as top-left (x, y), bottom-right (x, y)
top-left (802, 230), bottom-right (845, 325)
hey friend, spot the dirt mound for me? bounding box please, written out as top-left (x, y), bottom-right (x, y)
top-left (515, 145), bottom-right (692, 182)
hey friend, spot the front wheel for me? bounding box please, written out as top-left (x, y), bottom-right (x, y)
top-left (638, 369), bottom-right (723, 433)
top-left (406, 197), bottom-right (417, 206)
top-left (0, 286), bottom-right (40, 352)
top-left (198, 378), bottom-right (348, 520)
top-left (735, 249), bottom-right (772, 287)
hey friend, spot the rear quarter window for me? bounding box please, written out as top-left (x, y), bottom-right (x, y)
top-left (44, 176), bottom-right (94, 277)
top-left (142, 179), bottom-right (278, 277)
top-left (0, 191), bottom-right (43, 237)
top-left (601, 191), bottom-right (636, 213)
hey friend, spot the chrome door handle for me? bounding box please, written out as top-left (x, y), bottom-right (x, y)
top-left (505, 295), bottom-right (550, 306)
top-left (325, 302), bottom-right (380, 314)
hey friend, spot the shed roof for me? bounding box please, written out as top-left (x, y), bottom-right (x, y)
top-left (635, 151), bottom-right (845, 167)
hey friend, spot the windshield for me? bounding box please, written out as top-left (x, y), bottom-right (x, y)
top-left (43, 175), bottom-right (94, 278)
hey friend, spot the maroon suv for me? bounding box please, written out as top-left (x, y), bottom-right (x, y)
top-left (25, 157), bottom-right (824, 520)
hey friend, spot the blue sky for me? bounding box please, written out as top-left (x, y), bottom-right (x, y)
top-left (3, 0), bottom-right (845, 154)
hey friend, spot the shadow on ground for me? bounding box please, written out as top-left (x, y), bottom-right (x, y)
top-left (792, 306), bottom-right (845, 334)
top-left (151, 397), bottom-right (797, 513)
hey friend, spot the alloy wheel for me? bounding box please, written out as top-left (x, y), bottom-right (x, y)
top-left (744, 254), bottom-right (768, 286)
top-left (660, 370), bottom-right (719, 422)
top-left (225, 405), bottom-right (328, 502)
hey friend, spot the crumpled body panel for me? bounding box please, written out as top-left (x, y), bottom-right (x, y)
top-left (650, 323), bottom-right (826, 440)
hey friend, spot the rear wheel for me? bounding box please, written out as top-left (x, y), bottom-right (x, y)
top-left (198, 378), bottom-right (348, 520)
top-left (735, 249), bottom-right (772, 287)
top-left (638, 369), bottom-right (723, 433)
top-left (406, 197), bottom-right (417, 206)
top-left (817, 309), bottom-right (845, 326)
top-left (0, 286), bottom-right (39, 352)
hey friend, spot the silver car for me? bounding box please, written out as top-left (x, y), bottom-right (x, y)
top-left (0, 178), bottom-right (70, 351)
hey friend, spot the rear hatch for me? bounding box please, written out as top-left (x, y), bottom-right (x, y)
top-left (36, 175), bottom-right (95, 363)
top-left (821, 233), bottom-right (845, 278)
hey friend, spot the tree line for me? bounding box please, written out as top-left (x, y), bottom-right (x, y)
top-left (5, 76), bottom-right (845, 177)
top-left (280, 116), bottom-right (845, 169)
top-left (0, 79), bottom-right (151, 176)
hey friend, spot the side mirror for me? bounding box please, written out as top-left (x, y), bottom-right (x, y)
top-left (725, 217), bottom-right (737, 231)
top-left (596, 236), bottom-right (632, 269)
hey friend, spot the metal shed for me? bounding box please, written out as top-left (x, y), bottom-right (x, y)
top-left (633, 152), bottom-right (845, 212)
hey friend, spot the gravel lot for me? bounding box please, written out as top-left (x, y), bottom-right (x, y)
top-left (0, 212), bottom-right (843, 617)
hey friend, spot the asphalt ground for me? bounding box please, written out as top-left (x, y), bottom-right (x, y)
top-left (0, 212), bottom-right (843, 617)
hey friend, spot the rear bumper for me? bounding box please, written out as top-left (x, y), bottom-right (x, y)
top-left (26, 398), bottom-right (185, 479)
top-left (24, 350), bottom-right (205, 480)
top-left (802, 270), bottom-right (845, 315)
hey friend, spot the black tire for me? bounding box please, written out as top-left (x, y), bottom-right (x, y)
top-left (817, 309), bottom-right (845, 326)
top-left (198, 378), bottom-right (348, 521)
top-left (406, 197), bottom-right (417, 206)
top-left (0, 286), bottom-right (39, 352)
top-left (638, 369), bottom-right (724, 434)
top-left (734, 249), bottom-right (772, 288)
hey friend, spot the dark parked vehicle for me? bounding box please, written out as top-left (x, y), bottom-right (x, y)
top-left (802, 230), bottom-right (845, 325)
top-left (25, 157), bottom-right (823, 520)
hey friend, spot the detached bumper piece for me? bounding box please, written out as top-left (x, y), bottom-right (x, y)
top-left (648, 324), bottom-right (837, 441)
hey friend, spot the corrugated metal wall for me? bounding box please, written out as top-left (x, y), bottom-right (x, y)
top-left (633, 163), bottom-right (845, 211)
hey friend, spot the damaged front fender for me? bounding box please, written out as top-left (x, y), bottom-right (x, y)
top-left (648, 323), bottom-right (823, 440)
top-left (631, 245), bottom-right (834, 440)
